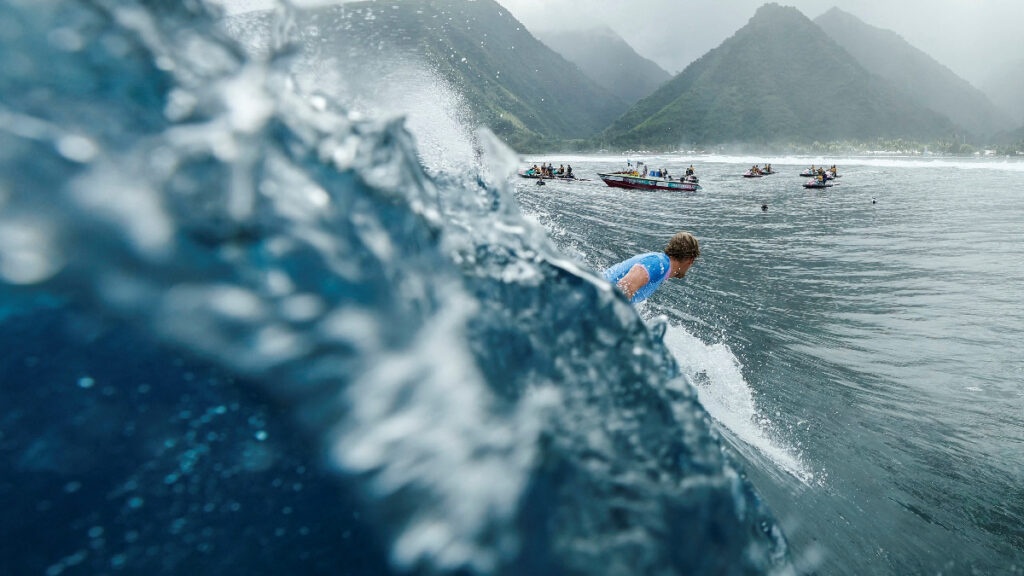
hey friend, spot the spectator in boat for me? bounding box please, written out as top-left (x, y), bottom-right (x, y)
top-left (566, 165), bottom-right (573, 178)
top-left (603, 232), bottom-right (701, 305)
top-left (686, 165), bottom-right (695, 177)
top-left (558, 164), bottom-right (565, 176)
top-left (663, 169), bottom-right (671, 180)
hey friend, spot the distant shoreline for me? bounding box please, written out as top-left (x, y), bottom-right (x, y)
top-left (508, 138), bottom-right (1024, 158)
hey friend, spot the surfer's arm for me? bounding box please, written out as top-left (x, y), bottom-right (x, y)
top-left (616, 264), bottom-right (650, 301)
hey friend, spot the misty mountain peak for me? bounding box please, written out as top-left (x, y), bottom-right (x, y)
top-left (603, 2), bottom-right (954, 147)
top-left (751, 3), bottom-right (807, 24)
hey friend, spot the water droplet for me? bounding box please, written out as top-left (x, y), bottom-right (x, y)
top-left (56, 135), bottom-right (98, 163)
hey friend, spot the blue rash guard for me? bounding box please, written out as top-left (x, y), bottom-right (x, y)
top-left (602, 252), bottom-right (671, 304)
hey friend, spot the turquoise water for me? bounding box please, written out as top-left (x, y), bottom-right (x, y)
top-left (514, 156), bottom-right (1024, 575)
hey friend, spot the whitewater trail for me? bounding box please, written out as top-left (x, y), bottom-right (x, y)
top-left (659, 323), bottom-right (815, 485)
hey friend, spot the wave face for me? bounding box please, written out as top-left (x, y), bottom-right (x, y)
top-left (0, 1), bottom-right (789, 574)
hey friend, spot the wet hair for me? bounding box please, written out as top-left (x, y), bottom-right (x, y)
top-left (664, 231), bottom-right (700, 261)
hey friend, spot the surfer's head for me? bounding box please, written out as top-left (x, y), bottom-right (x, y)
top-left (665, 232), bottom-right (700, 278)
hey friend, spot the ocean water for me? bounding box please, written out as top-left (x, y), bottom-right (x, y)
top-left (0, 2), bottom-right (788, 576)
top-left (514, 156), bottom-right (1024, 574)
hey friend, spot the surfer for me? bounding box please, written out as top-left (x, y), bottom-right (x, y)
top-left (603, 232), bottom-right (700, 304)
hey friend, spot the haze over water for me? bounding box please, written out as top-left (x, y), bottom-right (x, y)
top-left (514, 156), bottom-right (1024, 574)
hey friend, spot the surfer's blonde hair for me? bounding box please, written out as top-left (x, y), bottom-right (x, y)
top-left (665, 232), bottom-right (700, 261)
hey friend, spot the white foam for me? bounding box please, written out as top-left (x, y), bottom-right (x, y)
top-left (661, 322), bottom-right (813, 484)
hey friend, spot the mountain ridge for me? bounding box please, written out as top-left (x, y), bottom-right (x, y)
top-left (534, 26), bottom-right (671, 106)
top-left (226, 0), bottom-right (628, 150)
top-left (814, 7), bottom-right (1008, 139)
top-left (602, 3), bottom-right (956, 148)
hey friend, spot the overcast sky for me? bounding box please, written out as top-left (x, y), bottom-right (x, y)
top-left (498, 0), bottom-right (1024, 85)
top-left (217, 0), bottom-right (1024, 86)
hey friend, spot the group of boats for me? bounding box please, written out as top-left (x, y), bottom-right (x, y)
top-left (519, 160), bottom-right (703, 192)
top-left (517, 161), bottom-right (844, 192)
top-left (742, 163), bottom-right (842, 188)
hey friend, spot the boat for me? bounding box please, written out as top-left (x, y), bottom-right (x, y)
top-left (518, 172), bottom-right (589, 181)
top-left (743, 170), bottom-right (763, 178)
top-left (598, 171), bottom-right (702, 192)
top-left (803, 180), bottom-right (833, 189)
top-left (799, 171), bottom-right (840, 180)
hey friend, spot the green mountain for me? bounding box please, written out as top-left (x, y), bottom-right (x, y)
top-left (534, 27), bottom-right (671, 106)
top-left (602, 3), bottom-right (955, 148)
top-left (226, 0), bottom-right (627, 151)
top-left (815, 7), bottom-right (1007, 140)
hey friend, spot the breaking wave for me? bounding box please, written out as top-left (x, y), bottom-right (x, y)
top-left (0, 1), bottom-right (791, 574)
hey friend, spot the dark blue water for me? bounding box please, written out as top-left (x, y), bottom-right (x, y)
top-left (513, 155), bottom-right (1024, 574)
top-left (0, 2), bottom-right (790, 575)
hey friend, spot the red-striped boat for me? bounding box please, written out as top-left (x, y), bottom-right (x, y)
top-left (598, 171), bottom-right (702, 192)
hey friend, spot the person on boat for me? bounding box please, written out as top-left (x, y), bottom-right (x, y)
top-left (686, 165), bottom-right (695, 177)
top-left (663, 168), bottom-right (671, 180)
top-left (603, 232), bottom-right (701, 305)
top-left (829, 165), bottom-right (837, 177)
top-left (566, 165), bottom-right (574, 178)
top-left (557, 164), bottom-right (565, 176)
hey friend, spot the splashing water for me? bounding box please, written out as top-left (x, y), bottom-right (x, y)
top-left (662, 324), bottom-right (813, 484)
